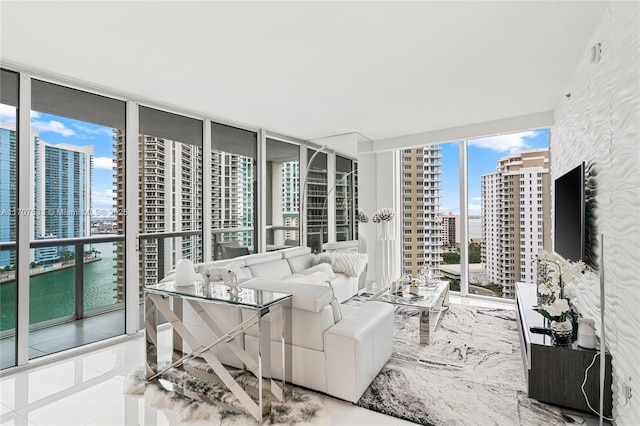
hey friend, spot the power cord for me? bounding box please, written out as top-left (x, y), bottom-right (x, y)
top-left (562, 412), bottom-right (585, 424)
top-left (582, 352), bottom-right (615, 422)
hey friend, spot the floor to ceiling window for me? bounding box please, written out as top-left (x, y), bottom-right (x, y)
top-left (335, 155), bottom-right (355, 242)
top-left (0, 68), bottom-right (360, 370)
top-left (266, 138), bottom-right (300, 249)
top-left (401, 144), bottom-right (458, 279)
top-left (399, 130), bottom-right (550, 300)
top-left (472, 130), bottom-right (550, 299)
top-left (210, 122), bottom-right (257, 259)
top-left (24, 79), bottom-right (127, 359)
top-left (0, 69), bottom-right (19, 369)
top-left (138, 107), bottom-right (203, 286)
top-left (306, 148), bottom-right (328, 254)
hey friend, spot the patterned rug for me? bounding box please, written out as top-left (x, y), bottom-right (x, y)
top-left (123, 361), bottom-right (330, 425)
top-left (348, 297), bottom-right (566, 425)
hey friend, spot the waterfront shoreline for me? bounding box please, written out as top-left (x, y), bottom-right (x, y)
top-left (0, 257), bottom-right (102, 284)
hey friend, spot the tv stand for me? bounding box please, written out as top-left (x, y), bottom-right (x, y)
top-left (515, 282), bottom-right (612, 417)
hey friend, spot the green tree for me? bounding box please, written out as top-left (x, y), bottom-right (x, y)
top-left (441, 252), bottom-right (460, 264)
top-left (469, 242), bottom-right (482, 263)
top-left (60, 250), bottom-right (74, 265)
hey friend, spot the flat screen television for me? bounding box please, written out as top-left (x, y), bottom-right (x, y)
top-left (554, 162), bottom-right (585, 262)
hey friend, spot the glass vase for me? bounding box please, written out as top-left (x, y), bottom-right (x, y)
top-left (375, 221), bottom-right (395, 287)
top-left (551, 319), bottom-right (573, 347)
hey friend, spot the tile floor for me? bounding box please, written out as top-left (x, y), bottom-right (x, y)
top-left (0, 326), bottom-right (419, 426)
top-left (0, 295), bottom-right (604, 425)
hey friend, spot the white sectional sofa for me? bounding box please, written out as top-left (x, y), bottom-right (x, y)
top-left (160, 246), bottom-right (395, 403)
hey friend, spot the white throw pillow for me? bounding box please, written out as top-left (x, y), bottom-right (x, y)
top-left (301, 263), bottom-right (336, 278)
top-left (332, 253), bottom-right (368, 277)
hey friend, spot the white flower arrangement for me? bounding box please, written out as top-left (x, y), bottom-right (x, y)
top-left (356, 208), bottom-right (369, 223)
top-left (372, 207), bottom-right (395, 223)
top-left (535, 250), bottom-right (586, 322)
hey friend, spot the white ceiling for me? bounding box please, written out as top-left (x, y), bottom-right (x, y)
top-left (1, 1), bottom-right (608, 143)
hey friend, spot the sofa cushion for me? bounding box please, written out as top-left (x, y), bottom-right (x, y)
top-left (280, 246), bottom-right (312, 258)
top-left (333, 253), bottom-right (368, 277)
top-left (248, 258), bottom-right (293, 280)
top-left (243, 252), bottom-right (283, 266)
top-left (286, 253), bottom-right (315, 274)
top-left (328, 274), bottom-right (358, 304)
top-left (241, 278), bottom-right (334, 312)
top-left (283, 271), bottom-right (331, 286)
top-left (242, 305), bottom-right (335, 352)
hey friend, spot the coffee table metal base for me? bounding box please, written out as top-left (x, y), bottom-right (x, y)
top-left (370, 281), bottom-right (449, 346)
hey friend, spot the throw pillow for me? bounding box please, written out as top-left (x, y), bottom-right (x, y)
top-left (332, 253), bottom-right (368, 277)
top-left (312, 253), bottom-right (336, 267)
top-left (301, 263), bottom-right (336, 278)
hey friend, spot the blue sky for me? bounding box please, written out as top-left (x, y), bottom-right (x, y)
top-left (439, 129), bottom-right (550, 215)
top-left (0, 105), bottom-right (118, 212)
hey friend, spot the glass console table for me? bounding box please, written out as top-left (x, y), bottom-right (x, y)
top-left (369, 280), bottom-right (449, 345)
top-left (144, 280), bottom-right (292, 424)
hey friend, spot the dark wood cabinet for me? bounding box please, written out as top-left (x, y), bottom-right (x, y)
top-left (515, 282), bottom-right (612, 417)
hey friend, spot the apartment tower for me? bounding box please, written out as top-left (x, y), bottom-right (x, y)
top-left (439, 212), bottom-right (459, 252)
top-left (0, 123), bottom-right (17, 268)
top-left (401, 146), bottom-right (443, 277)
top-left (33, 139), bottom-right (93, 263)
top-left (114, 132), bottom-right (205, 299)
top-left (481, 148), bottom-right (551, 298)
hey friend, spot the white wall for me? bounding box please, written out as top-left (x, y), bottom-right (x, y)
top-left (552, 2), bottom-right (640, 423)
top-left (358, 150), bottom-right (402, 283)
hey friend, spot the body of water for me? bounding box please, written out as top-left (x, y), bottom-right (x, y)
top-left (469, 217), bottom-right (482, 240)
top-left (0, 242), bottom-right (119, 332)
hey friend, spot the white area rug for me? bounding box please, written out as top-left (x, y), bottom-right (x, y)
top-left (349, 299), bottom-right (566, 426)
top-left (123, 362), bottom-right (330, 425)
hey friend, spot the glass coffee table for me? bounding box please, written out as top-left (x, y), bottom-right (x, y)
top-left (369, 281), bottom-right (449, 345)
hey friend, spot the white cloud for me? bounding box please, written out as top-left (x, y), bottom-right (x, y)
top-left (92, 189), bottom-right (116, 211)
top-left (93, 156), bottom-right (115, 170)
top-left (468, 130), bottom-right (540, 153)
top-left (74, 124), bottom-right (114, 137)
top-left (468, 203), bottom-right (482, 215)
top-left (0, 104), bottom-right (17, 122)
top-left (441, 205), bottom-right (459, 214)
top-left (31, 120), bottom-right (76, 137)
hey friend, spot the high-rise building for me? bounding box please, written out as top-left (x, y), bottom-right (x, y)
top-left (279, 160), bottom-right (299, 243)
top-left (114, 132), bottom-right (204, 299)
top-left (0, 123), bottom-right (17, 268)
top-left (439, 211), bottom-right (459, 251)
top-left (211, 150), bottom-right (253, 251)
top-left (33, 139), bottom-right (93, 262)
top-left (481, 148), bottom-right (551, 298)
top-left (401, 146), bottom-right (443, 277)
